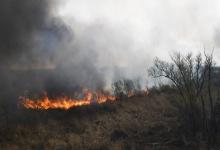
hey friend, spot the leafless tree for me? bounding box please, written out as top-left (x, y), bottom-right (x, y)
top-left (148, 51), bottom-right (217, 145)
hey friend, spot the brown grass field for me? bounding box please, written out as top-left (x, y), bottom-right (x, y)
top-left (0, 93), bottom-right (219, 150)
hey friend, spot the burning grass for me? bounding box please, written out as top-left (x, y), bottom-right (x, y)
top-left (20, 90), bottom-right (116, 110)
top-left (19, 87), bottom-right (148, 110)
top-left (0, 94), bottom-right (187, 150)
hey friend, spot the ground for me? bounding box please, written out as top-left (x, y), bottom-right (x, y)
top-left (0, 94), bottom-right (217, 150)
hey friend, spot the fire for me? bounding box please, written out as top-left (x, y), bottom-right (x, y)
top-left (20, 88), bottom-right (149, 110)
top-left (20, 90), bottom-right (116, 110)
top-left (127, 91), bottom-right (135, 98)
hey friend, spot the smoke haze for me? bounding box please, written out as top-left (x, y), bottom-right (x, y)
top-left (58, 0), bottom-right (220, 63)
top-left (1, 0), bottom-right (220, 95)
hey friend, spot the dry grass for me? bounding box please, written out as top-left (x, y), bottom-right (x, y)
top-left (0, 94), bottom-right (202, 150)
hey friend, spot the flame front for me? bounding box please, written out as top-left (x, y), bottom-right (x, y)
top-left (20, 90), bottom-right (116, 110)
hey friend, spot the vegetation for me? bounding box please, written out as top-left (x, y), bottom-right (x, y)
top-left (1, 51), bottom-right (220, 149)
top-left (112, 79), bottom-right (142, 99)
top-left (0, 95), bottom-right (182, 150)
top-left (149, 51), bottom-right (220, 148)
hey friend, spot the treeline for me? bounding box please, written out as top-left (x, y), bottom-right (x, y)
top-left (112, 79), bottom-right (147, 99)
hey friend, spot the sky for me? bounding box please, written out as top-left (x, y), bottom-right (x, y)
top-left (1, 0), bottom-right (220, 90)
top-left (56, 0), bottom-right (220, 66)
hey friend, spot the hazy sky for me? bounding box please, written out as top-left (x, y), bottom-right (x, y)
top-left (1, 0), bottom-right (220, 90)
top-left (56, 0), bottom-right (220, 65)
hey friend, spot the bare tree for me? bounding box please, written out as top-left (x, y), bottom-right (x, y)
top-left (112, 79), bottom-right (143, 99)
top-left (148, 51), bottom-right (217, 144)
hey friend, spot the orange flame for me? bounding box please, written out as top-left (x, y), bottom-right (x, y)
top-left (20, 88), bottom-right (149, 110)
top-left (20, 90), bottom-right (116, 110)
top-left (127, 91), bottom-right (135, 98)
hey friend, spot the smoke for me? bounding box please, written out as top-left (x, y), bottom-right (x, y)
top-left (0, 0), bottom-right (66, 99)
top-left (55, 21), bottom-right (149, 90)
top-left (1, 0), bottom-right (220, 98)
top-left (0, 1), bottom-right (49, 64)
top-left (60, 0), bottom-right (220, 89)
top-left (0, 0), bottom-right (148, 93)
top-left (0, 0), bottom-right (133, 96)
top-left (58, 0), bottom-right (220, 63)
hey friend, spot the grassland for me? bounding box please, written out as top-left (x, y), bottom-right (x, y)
top-left (0, 93), bottom-right (219, 150)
